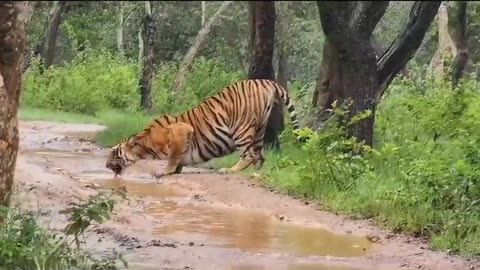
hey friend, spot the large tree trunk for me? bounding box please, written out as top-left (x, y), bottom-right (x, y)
top-left (314, 1), bottom-right (441, 146)
top-left (174, 1), bottom-right (233, 94)
top-left (139, 1), bottom-right (155, 112)
top-left (315, 2), bottom-right (386, 146)
top-left (248, 1), bottom-right (282, 149)
top-left (41, 0), bottom-right (66, 68)
top-left (0, 1), bottom-right (30, 207)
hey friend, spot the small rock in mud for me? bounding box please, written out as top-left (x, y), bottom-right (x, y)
top-left (147, 240), bottom-right (178, 248)
top-left (84, 182), bottom-right (100, 189)
top-left (94, 227), bottom-right (112, 234)
top-left (366, 235), bottom-right (381, 243)
top-left (188, 242), bottom-right (194, 246)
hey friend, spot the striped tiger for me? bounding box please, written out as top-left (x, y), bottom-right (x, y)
top-left (105, 79), bottom-right (300, 179)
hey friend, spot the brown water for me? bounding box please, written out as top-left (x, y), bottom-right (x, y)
top-left (29, 148), bottom-right (373, 259)
top-left (146, 200), bottom-right (371, 258)
top-left (88, 174), bottom-right (373, 258)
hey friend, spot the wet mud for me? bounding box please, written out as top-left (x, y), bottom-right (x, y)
top-left (11, 120), bottom-right (479, 270)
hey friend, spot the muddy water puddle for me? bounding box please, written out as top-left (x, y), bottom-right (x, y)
top-left (91, 177), bottom-right (372, 258)
top-left (24, 148), bottom-right (373, 260)
top-left (146, 200), bottom-right (372, 258)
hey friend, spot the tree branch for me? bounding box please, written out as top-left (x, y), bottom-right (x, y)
top-left (351, 1), bottom-right (390, 38)
top-left (376, 1), bottom-right (442, 100)
top-left (174, 1), bottom-right (233, 93)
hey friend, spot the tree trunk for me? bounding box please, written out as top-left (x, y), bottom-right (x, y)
top-left (449, 1), bottom-right (469, 88)
top-left (246, 1), bottom-right (256, 75)
top-left (174, 1), bottom-right (233, 94)
top-left (430, 2), bottom-right (456, 75)
top-left (248, 1), bottom-right (282, 149)
top-left (41, 0), bottom-right (65, 68)
top-left (376, 1), bottom-right (442, 101)
top-left (138, 30), bottom-right (143, 64)
top-left (201, 1), bottom-right (207, 27)
top-left (116, 1), bottom-right (125, 58)
top-left (315, 2), bottom-right (388, 146)
top-left (0, 1), bottom-right (30, 207)
top-left (276, 1), bottom-right (288, 89)
top-left (313, 1), bottom-right (441, 146)
top-left (139, 1), bottom-right (155, 112)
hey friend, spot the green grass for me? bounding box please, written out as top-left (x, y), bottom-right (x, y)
top-left (19, 107), bottom-right (153, 147)
top-left (19, 106), bottom-right (102, 124)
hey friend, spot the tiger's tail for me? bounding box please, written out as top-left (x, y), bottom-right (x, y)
top-left (271, 81), bottom-right (300, 132)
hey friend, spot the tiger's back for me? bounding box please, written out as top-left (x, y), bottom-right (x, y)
top-left (158, 79), bottom-right (298, 166)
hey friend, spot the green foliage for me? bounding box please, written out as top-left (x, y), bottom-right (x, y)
top-left (22, 50), bottom-right (140, 115)
top-left (22, 51), bottom-right (242, 117)
top-left (94, 110), bottom-right (153, 147)
top-left (152, 56), bottom-right (244, 115)
top-left (208, 75), bottom-right (480, 258)
top-left (0, 188), bottom-right (126, 270)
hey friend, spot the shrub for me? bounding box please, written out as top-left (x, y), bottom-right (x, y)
top-left (253, 75), bottom-right (480, 257)
top-left (22, 50), bottom-right (140, 115)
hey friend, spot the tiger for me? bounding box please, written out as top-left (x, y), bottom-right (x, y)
top-left (105, 78), bottom-right (301, 179)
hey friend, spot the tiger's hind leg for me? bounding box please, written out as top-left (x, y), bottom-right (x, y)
top-left (219, 125), bottom-right (256, 174)
top-left (252, 123), bottom-right (267, 171)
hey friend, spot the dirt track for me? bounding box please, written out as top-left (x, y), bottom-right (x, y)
top-left (11, 120), bottom-right (479, 270)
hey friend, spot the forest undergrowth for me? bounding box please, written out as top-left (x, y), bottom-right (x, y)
top-left (19, 51), bottom-right (480, 258)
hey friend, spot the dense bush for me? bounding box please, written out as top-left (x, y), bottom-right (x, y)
top-left (256, 75), bottom-right (480, 257)
top-left (22, 52), bottom-right (243, 117)
top-left (22, 50), bottom-right (140, 115)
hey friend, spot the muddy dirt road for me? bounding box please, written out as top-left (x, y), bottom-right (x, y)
top-left (11, 120), bottom-right (478, 270)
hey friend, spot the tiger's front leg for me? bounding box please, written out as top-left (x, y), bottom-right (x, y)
top-left (152, 122), bottom-right (193, 180)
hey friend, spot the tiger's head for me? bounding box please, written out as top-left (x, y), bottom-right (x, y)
top-left (105, 136), bottom-right (145, 177)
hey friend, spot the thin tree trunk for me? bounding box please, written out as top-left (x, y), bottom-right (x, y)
top-left (139, 1), bottom-right (155, 111)
top-left (377, 1), bottom-right (443, 101)
top-left (138, 30), bottom-right (143, 64)
top-left (174, 1), bottom-right (233, 94)
top-left (41, 0), bottom-right (66, 68)
top-left (276, 1), bottom-right (288, 89)
top-left (0, 1), bottom-right (30, 207)
top-left (246, 1), bottom-right (256, 75)
top-left (248, 1), bottom-right (281, 149)
top-left (201, 1), bottom-right (207, 27)
top-left (117, 1), bottom-right (125, 57)
top-left (450, 1), bottom-right (469, 88)
top-left (430, 2), bottom-right (456, 75)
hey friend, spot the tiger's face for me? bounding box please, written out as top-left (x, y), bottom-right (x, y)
top-left (105, 144), bottom-right (126, 177)
top-left (105, 138), bottom-right (138, 177)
